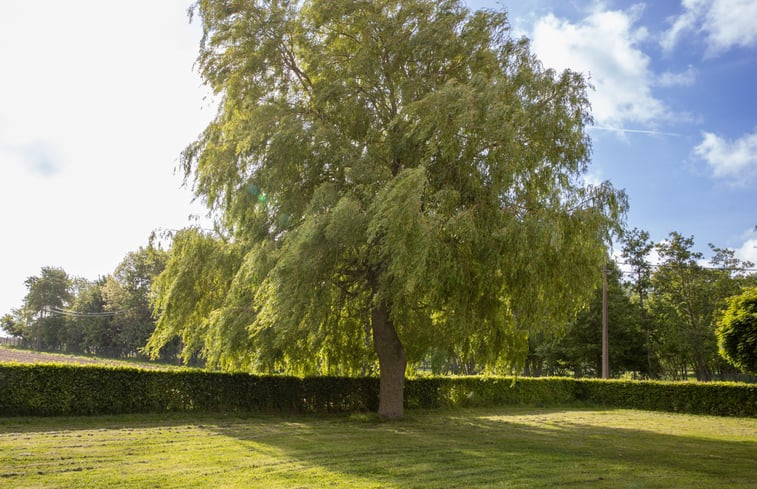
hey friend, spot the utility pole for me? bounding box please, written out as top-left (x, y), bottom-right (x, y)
top-left (602, 261), bottom-right (609, 379)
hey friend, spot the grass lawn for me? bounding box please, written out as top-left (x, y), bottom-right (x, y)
top-left (1, 407), bottom-right (755, 488)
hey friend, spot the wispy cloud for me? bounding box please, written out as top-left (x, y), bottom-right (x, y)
top-left (693, 128), bottom-right (757, 184)
top-left (656, 66), bottom-right (697, 88)
top-left (589, 126), bottom-right (681, 137)
top-left (661, 0), bottom-right (757, 56)
top-left (0, 142), bottom-right (62, 177)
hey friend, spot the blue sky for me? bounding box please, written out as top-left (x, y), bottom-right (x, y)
top-left (1, 0), bottom-right (756, 317)
top-left (486, 0), bottom-right (757, 263)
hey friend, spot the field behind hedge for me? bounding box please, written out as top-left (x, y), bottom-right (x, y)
top-left (1, 407), bottom-right (755, 488)
top-left (0, 346), bottom-right (180, 370)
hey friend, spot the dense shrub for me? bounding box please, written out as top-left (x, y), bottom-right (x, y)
top-left (405, 377), bottom-right (576, 409)
top-left (574, 378), bottom-right (757, 417)
top-left (406, 377), bottom-right (756, 416)
top-left (0, 364), bottom-right (378, 416)
top-left (0, 364), bottom-right (754, 417)
top-left (716, 287), bottom-right (757, 375)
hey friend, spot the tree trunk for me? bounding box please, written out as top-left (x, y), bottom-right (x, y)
top-left (694, 352), bottom-right (712, 381)
top-left (638, 289), bottom-right (655, 379)
top-left (602, 263), bottom-right (609, 379)
top-left (371, 302), bottom-right (406, 419)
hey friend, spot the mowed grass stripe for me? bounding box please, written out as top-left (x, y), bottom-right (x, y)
top-left (1, 408), bottom-right (755, 488)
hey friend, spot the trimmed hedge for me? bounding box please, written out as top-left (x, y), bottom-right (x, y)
top-left (0, 364), bottom-right (754, 417)
top-left (574, 378), bottom-right (757, 417)
top-left (406, 377), bottom-right (756, 416)
top-left (405, 376), bottom-right (577, 409)
top-left (0, 364), bottom-right (378, 416)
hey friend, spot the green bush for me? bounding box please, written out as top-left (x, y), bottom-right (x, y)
top-left (716, 287), bottom-right (757, 375)
top-left (0, 364), bottom-right (378, 416)
top-left (405, 377), bottom-right (576, 408)
top-left (0, 364), bottom-right (754, 417)
top-left (574, 379), bottom-right (757, 417)
top-left (407, 377), bottom-right (756, 416)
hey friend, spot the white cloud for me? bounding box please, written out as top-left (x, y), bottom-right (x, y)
top-left (531, 6), bottom-right (669, 130)
top-left (660, 0), bottom-right (706, 53)
top-left (662, 0), bottom-right (757, 55)
top-left (582, 170), bottom-right (604, 188)
top-left (693, 129), bottom-right (757, 183)
top-left (735, 229), bottom-right (757, 266)
top-left (656, 65), bottom-right (697, 87)
top-left (0, 142), bottom-right (63, 176)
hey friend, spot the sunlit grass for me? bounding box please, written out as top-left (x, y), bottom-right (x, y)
top-left (1, 407), bottom-right (755, 488)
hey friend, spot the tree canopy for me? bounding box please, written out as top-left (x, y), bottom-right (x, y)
top-left (1, 245), bottom-right (171, 361)
top-left (149, 0), bottom-right (625, 417)
top-left (717, 287), bottom-right (757, 375)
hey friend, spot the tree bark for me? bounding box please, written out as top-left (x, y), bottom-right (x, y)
top-left (371, 302), bottom-right (406, 419)
top-left (601, 263), bottom-right (609, 379)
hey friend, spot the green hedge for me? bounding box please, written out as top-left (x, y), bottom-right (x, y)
top-left (574, 378), bottom-right (757, 417)
top-left (405, 377), bottom-right (577, 409)
top-left (406, 377), bottom-right (756, 416)
top-left (0, 364), bottom-right (754, 417)
top-left (0, 364), bottom-right (378, 416)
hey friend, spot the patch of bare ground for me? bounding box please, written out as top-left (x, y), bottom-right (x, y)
top-left (0, 347), bottom-right (173, 370)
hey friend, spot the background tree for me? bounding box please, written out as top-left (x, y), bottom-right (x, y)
top-left (15, 267), bottom-right (73, 350)
top-left (1, 241), bottom-right (174, 362)
top-left (621, 227), bottom-right (656, 377)
top-left (148, 0), bottom-right (625, 418)
top-left (1, 312), bottom-right (24, 339)
top-left (66, 278), bottom-right (114, 356)
top-left (102, 246), bottom-right (168, 358)
top-left (716, 287), bottom-right (757, 375)
top-left (649, 233), bottom-right (753, 380)
top-left (526, 260), bottom-right (646, 378)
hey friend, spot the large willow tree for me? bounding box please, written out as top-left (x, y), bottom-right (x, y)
top-left (149, 0), bottom-right (625, 418)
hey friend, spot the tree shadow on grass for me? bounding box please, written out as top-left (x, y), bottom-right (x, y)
top-left (206, 407), bottom-right (757, 489)
top-left (1, 407), bottom-right (754, 488)
top-left (0, 411), bottom-right (271, 434)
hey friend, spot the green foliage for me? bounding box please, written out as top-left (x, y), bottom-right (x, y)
top-left (649, 233), bottom-right (753, 380)
top-left (1, 364), bottom-right (754, 417)
top-left (525, 260), bottom-right (646, 377)
top-left (14, 267), bottom-right (73, 350)
top-left (154, 0), bottom-right (626, 416)
top-left (0, 364), bottom-right (378, 417)
top-left (575, 379), bottom-right (757, 417)
top-left (717, 287), bottom-right (757, 374)
top-left (2, 243), bottom-right (173, 363)
top-left (512, 229), bottom-right (756, 381)
top-left (621, 227), bottom-right (656, 375)
top-left (101, 245), bottom-right (169, 358)
top-left (1, 313), bottom-right (23, 338)
top-left (148, 228), bottom-right (248, 368)
top-left (67, 278), bottom-right (116, 355)
top-left (408, 377), bottom-right (756, 416)
top-left (405, 376), bottom-right (577, 409)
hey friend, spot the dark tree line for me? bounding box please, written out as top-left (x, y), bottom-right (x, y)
top-left (527, 230), bottom-right (755, 380)
top-left (1, 243), bottom-right (183, 363)
top-left (424, 229), bottom-right (756, 381)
